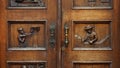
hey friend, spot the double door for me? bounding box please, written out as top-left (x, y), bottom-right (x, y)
top-left (0, 0), bottom-right (120, 68)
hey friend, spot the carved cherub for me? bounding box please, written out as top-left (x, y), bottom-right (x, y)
top-left (83, 25), bottom-right (98, 45)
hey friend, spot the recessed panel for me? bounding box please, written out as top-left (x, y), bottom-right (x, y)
top-left (72, 21), bottom-right (111, 50)
top-left (73, 0), bottom-right (112, 9)
top-left (8, 21), bottom-right (47, 50)
top-left (8, 0), bottom-right (47, 9)
top-left (73, 63), bottom-right (111, 68)
top-left (7, 61), bottom-right (47, 68)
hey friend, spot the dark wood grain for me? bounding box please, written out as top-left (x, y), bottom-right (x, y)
top-left (62, 0), bottom-right (120, 68)
top-left (0, 0), bottom-right (120, 68)
top-left (0, 0), bottom-right (58, 68)
top-left (112, 0), bottom-right (120, 68)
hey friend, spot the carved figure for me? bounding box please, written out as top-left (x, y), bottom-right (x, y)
top-left (83, 25), bottom-right (98, 45)
top-left (18, 28), bottom-right (28, 47)
top-left (17, 27), bottom-right (40, 47)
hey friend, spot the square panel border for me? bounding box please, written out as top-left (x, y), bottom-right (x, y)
top-left (72, 0), bottom-right (113, 10)
top-left (7, 20), bottom-right (47, 51)
top-left (7, 61), bottom-right (47, 68)
top-left (71, 20), bottom-right (112, 50)
top-left (72, 61), bottom-right (112, 68)
top-left (7, 0), bottom-right (47, 9)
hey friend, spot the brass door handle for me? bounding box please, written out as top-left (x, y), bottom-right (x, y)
top-left (64, 23), bottom-right (69, 47)
top-left (49, 23), bottom-right (56, 48)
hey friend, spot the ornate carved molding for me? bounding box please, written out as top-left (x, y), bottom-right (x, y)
top-left (9, 0), bottom-right (46, 8)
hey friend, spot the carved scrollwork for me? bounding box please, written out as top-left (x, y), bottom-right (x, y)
top-left (10, 0), bottom-right (46, 7)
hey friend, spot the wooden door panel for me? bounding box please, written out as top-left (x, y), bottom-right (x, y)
top-left (8, 0), bottom-right (47, 9)
top-left (0, 0), bottom-right (120, 68)
top-left (0, 0), bottom-right (57, 68)
top-left (7, 61), bottom-right (46, 68)
top-left (71, 10), bottom-right (112, 20)
top-left (62, 0), bottom-right (120, 68)
top-left (73, 63), bottom-right (110, 68)
top-left (72, 0), bottom-right (112, 9)
top-left (7, 51), bottom-right (47, 60)
top-left (7, 10), bottom-right (47, 20)
top-left (73, 61), bottom-right (111, 68)
top-left (72, 21), bottom-right (111, 50)
top-left (8, 21), bottom-right (46, 50)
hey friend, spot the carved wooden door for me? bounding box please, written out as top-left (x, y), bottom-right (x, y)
top-left (61, 0), bottom-right (120, 68)
top-left (0, 0), bottom-right (120, 68)
top-left (0, 0), bottom-right (57, 68)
